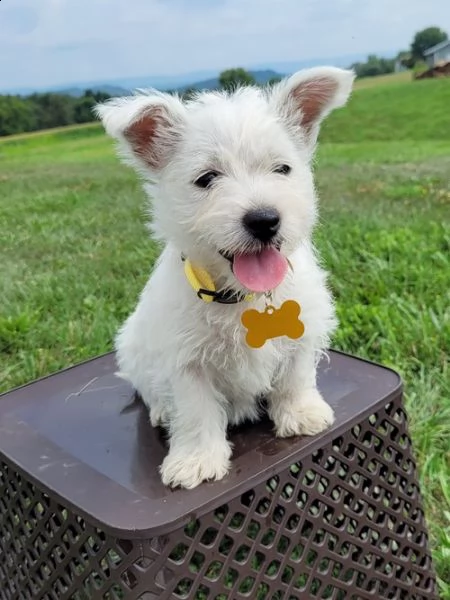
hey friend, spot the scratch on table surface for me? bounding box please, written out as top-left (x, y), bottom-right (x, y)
top-left (38, 461), bottom-right (59, 472)
top-left (38, 461), bottom-right (78, 472)
top-left (64, 377), bottom-right (122, 402)
top-left (64, 377), bottom-right (99, 402)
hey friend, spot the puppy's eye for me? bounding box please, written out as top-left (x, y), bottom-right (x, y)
top-left (274, 164), bottom-right (291, 175)
top-left (194, 171), bottom-right (220, 189)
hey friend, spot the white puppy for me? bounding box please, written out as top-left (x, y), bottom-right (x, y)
top-left (96, 67), bottom-right (354, 489)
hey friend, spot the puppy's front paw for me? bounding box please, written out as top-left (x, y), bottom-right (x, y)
top-left (160, 442), bottom-right (232, 489)
top-left (272, 388), bottom-right (335, 438)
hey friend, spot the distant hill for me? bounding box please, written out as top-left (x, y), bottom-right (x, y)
top-left (51, 70), bottom-right (284, 97)
top-left (175, 69), bottom-right (283, 92)
top-left (2, 71), bottom-right (220, 96)
top-left (43, 70), bottom-right (283, 98)
top-left (2, 52), bottom-right (385, 96)
top-left (12, 70), bottom-right (282, 99)
top-left (56, 85), bottom-right (130, 98)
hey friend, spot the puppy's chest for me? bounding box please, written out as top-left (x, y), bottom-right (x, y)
top-left (202, 318), bottom-right (289, 393)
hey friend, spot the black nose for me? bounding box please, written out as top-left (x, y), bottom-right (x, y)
top-left (243, 208), bottom-right (281, 242)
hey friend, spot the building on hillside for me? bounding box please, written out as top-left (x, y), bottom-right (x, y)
top-left (423, 39), bottom-right (450, 67)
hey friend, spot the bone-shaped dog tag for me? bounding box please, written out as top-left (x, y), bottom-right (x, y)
top-left (241, 300), bottom-right (305, 348)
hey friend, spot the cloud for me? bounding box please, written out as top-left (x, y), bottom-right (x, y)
top-left (1, 0), bottom-right (449, 90)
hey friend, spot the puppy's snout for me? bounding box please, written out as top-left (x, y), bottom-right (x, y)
top-left (243, 208), bottom-right (281, 242)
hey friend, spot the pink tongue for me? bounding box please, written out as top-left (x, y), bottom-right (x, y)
top-left (233, 247), bottom-right (288, 292)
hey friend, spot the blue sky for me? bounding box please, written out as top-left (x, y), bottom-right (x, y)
top-left (1, 0), bottom-right (449, 90)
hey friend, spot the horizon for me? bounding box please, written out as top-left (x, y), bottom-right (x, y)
top-left (1, 0), bottom-right (449, 93)
top-left (1, 52), bottom-right (394, 95)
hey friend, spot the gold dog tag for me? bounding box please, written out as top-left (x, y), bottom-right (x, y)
top-left (241, 300), bottom-right (305, 348)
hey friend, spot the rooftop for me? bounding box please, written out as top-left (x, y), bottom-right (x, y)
top-left (423, 39), bottom-right (450, 56)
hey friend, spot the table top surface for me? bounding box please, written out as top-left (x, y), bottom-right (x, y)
top-left (0, 351), bottom-right (401, 538)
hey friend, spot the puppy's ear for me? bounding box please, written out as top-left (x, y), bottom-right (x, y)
top-left (95, 91), bottom-right (185, 173)
top-left (269, 67), bottom-right (355, 150)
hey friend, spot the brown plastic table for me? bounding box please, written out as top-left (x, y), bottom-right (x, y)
top-left (0, 351), bottom-right (438, 599)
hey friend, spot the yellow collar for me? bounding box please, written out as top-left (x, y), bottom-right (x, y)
top-left (182, 256), bottom-right (255, 304)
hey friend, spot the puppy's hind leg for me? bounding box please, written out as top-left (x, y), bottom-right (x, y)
top-left (160, 368), bottom-right (232, 489)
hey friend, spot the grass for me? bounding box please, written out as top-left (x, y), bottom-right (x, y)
top-left (322, 76), bottom-right (450, 142)
top-left (0, 76), bottom-right (449, 596)
top-left (0, 121), bottom-right (100, 142)
top-left (354, 70), bottom-right (413, 89)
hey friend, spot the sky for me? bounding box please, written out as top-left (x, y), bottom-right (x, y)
top-left (1, 0), bottom-right (449, 91)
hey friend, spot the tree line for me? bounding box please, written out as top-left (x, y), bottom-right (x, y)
top-left (1, 26), bottom-right (447, 137)
top-left (350, 26), bottom-right (448, 77)
top-left (0, 75), bottom-right (265, 137)
top-left (0, 89), bottom-right (110, 137)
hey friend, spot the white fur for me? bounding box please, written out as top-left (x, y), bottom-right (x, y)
top-left (96, 67), bottom-right (354, 489)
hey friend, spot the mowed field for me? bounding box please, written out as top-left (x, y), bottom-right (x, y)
top-left (1, 74), bottom-right (449, 594)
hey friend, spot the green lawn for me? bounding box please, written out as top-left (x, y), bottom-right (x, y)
top-left (354, 70), bottom-right (413, 89)
top-left (0, 77), bottom-right (449, 596)
top-left (322, 76), bottom-right (450, 142)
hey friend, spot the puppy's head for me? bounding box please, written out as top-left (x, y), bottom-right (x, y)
top-left (96, 67), bottom-right (354, 292)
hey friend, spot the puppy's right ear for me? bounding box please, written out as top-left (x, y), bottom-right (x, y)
top-left (95, 91), bottom-right (185, 174)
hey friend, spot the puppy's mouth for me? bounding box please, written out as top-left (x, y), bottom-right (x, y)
top-left (219, 242), bottom-right (288, 293)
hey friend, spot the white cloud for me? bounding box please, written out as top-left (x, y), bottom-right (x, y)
top-left (0, 0), bottom-right (449, 90)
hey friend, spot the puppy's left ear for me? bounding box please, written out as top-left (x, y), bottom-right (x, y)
top-left (269, 67), bottom-right (355, 151)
